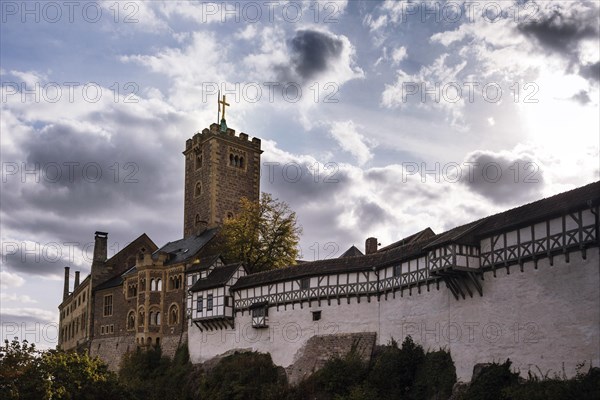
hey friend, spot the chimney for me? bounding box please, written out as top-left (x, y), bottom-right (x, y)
top-left (365, 237), bottom-right (379, 255)
top-left (74, 271), bottom-right (80, 289)
top-left (93, 231), bottom-right (108, 262)
top-left (63, 266), bottom-right (70, 300)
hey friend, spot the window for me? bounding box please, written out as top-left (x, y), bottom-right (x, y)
top-left (191, 274), bottom-right (198, 285)
top-left (127, 311), bottom-right (135, 330)
top-left (169, 305), bottom-right (178, 325)
top-left (194, 182), bottom-right (201, 197)
top-left (251, 304), bottom-right (268, 328)
top-left (393, 265), bottom-right (401, 277)
top-left (195, 153), bottom-right (202, 169)
top-left (195, 214), bottom-right (201, 225)
top-left (196, 296), bottom-right (203, 313)
top-left (103, 295), bottom-right (113, 316)
top-left (170, 275), bottom-right (182, 290)
top-left (128, 283), bottom-right (137, 298)
top-left (207, 294), bottom-right (213, 311)
top-left (110, 324), bottom-right (114, 334)
top-left (312, 311), bottom-right (322, 321)
top-left (224, 296), bottom-right (230, 307)
top-left (138, 308), bottom-right (145, 327)
top-left (140, 278), bottom-right (146, 292)
top-left (156, 279), bottom-right (162, 291)
top-left (300, 278), bottom-right (310, 290)
top-left (101, 325), bottom-right (105, 335)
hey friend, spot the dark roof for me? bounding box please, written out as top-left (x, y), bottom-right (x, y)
top-left (475, 181), bottom-right (600, 236)
top-left (232, 181), bottom-right (600, 290)
top-left (189, 263), bottom-right (244, 292)
top-left (94, 274), bottom-right (124, 291)
top-left (232, 236), bottom-right (437, 290)
top-left (340, 245), bottom-right (364, 258)
top-left (186, 254), bottom-right (222, 273)
top-left (154, 228), bottom-right (219, 265)
top-left (378, 227), bottom-right (436, 252)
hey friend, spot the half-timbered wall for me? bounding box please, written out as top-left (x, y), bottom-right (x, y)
top-left (187, 208), bottom-right (600, 382)
top-left (190, 266), bottom-right (245, 321)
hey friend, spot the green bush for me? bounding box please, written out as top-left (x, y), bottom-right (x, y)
top-left (198, 351), bottom-right (288, 400)
top-left (0, 339), bottom-right (129, 400)
top-left (410, 349), bottom-right (457, 400)
top-left (461, 359), bottom-right (519, 400)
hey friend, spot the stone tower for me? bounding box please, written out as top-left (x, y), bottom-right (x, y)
top-left (182, 123), bottom-right (262, 237)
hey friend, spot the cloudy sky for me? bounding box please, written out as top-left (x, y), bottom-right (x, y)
top-left (1, 0), bottom-right (598, 348)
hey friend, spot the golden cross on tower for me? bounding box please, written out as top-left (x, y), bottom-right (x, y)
top-left (218, 94), bottom-right (230, 120)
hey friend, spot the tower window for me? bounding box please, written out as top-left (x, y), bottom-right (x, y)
top-left (229, 151), bottom-right (246, 169)
top-left (195, 214), bottom-right (201, 225)
top-left (194, 182), bottom-right (202, 197)
top-left (195, 153), bottom-right (202, 169)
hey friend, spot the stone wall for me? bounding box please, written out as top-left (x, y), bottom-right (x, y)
top-left (286, 332), bottom-right (376, 385)
top-left (89, 335), bottom-right (137, 371)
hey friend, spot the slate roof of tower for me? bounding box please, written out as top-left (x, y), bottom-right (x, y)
top-left (189, 263), bottom-right (244, 292)
top-left (232, 181), bottom-right (600, 290)
top-left (154, 227), bottom-right (219, 265)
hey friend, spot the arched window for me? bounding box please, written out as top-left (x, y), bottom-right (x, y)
top-left (138, 307), bottom-right (145, 327)
top-left (169, 305), bottom-right (179, 325)
top-left (229, 154), bottom-right (234, 166)
top-left (239, 157), bottom-right (244, 168)
top-left (149, 311), bottom-right (154, 325)
top-left (195, 214), bottom-right (201, 225)
top-left (234, 155), bottom-right (239, 167)
top-left (127, 310), bottom-right (135, 330)
top-left (155, 312), bottom-right (161, 326)
top-left (156, 279), bottom-right (162, 291)
top-left (195, 153), bottom-right (202, 169)
top-left (150, 278), bottom-right (155, 291)
top-left (194, 182), bottom-right (201, 197)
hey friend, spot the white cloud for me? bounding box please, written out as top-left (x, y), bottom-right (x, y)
top-left (0, 270), bottom-right (25, 289)
top-left (0, 293), bottom-right (37, 303)
top-left (391, 46), bottom-right (407, 65)
top-left (1, 307), bottom-right (57, 323)
top-left (329, 120), bottom-right (375, 165)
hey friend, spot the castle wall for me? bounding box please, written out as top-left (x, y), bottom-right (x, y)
top-left (188, 248), bottom-right (600, 382)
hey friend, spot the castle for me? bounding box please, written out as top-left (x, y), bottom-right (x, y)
top-left (58, 115), bottom-right (600, 382)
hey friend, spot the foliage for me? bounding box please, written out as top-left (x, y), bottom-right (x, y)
top-left (118, 344), bottom-right (193, 400)
top-left (293, 349), bottom-right (369, 400)
top-left (501, 364), bottom-right (600, 400)
top-left (460, 359), bottom-right (519, 400)
top-left (219, 192), bottom-right (302, 273)
top-left (410, 349), bottom-right (457, 400)
top-left (366, 336), bottom-right (426, 399)
top-left (0, 339), bottom-right (48, 400)
top-left (0, 338), bottom-right (127, 400)
top-left (197, 351), bottom-right (288, 400)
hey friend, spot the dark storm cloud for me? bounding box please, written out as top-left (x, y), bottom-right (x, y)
top-left (579, 61), bottom-right (600, 82)
top-left (277, 29), bottom-right (344, 83)
top-left (518, 9), bottom-right (597, 54)
top-left (2, 246), bottom-right (69, 277)
top-left (518, 6), bottom-right (599, 83)
top-left (354, 199), bottom-right (389, 230)
top-left (261, 160), bottom-right (351, 202)
top-left (572, 90), bottom-right (591, 104)
top-left (460, 151), bottom-right (545, 205)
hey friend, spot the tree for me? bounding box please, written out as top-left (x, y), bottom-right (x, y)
top-left (220, 192), bottom-right (302, 273)
top-left (0, 338), bottom-right (128, 400)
